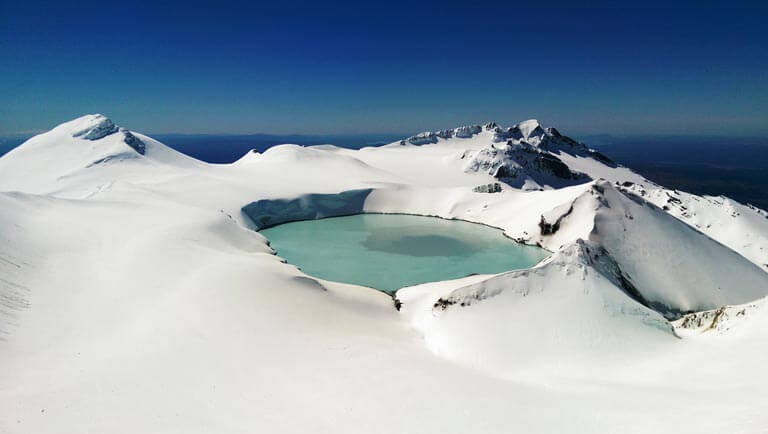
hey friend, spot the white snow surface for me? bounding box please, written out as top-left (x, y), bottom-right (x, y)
top-left (2, 114), bottom-right (768, 433)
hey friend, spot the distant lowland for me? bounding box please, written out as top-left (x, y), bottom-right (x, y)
top-left (583, 135), bottom-right (768, 211)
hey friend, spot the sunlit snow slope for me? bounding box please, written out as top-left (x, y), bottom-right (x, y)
top-left (2, 115), bottom-right (768, 433)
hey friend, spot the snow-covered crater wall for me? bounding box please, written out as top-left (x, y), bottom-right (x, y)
top-left (241, 189), bottom-right (373, 230)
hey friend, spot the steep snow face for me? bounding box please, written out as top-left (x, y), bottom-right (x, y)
top-left (516, 119), bottom-right (543, 141)
top-left (617, 182), bottom-right (768, 272)
top-left (395, 180), bottom-right (768, 380)
top-left (586, 182), bottom-right (768, 316)
top-left (398, 240), bottom-right (678, 380)
top-left (242, 189), bottom-right (373, 229)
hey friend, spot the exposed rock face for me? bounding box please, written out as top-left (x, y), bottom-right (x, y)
top-left (70, 115), bottom-right (146, 156)
top-left (492, 126), bottom-right (524, 142)
top-left (672, 300), bottom-right (764, 336)
top-left (518, 146), bottom-right (578, 179)
top-left (405, 120), bottom-right (585, 146)
top-left (122, 130), bottom-right (146, 155)
top-left (546, 127), bottom-right (563, 138)
top-left (405, 125), bottom-right (483, 144)
top-left (401, 119), bottom-right (615, 173)
top-left (73, 116), bottom-right (119, 140)
top-left (472, 182), bottom-right (502, 193)
top-left (535, 131), bottom-right (616, 166)
top-left (464, 141), bottom-right (590, 189)
top-left (406, 131), bottom-right (440, 145)
top-left (397, 118), bottom-right (615, 189)
top-left (527, 125), bottom-right (546, 140)
top-left (450, 119), bottom-right (623, 190)
top-left (454, 125), bottom-right (482, 138)
top-left (538, 202), bottom-right (574, 235)
top-left (516, 119), bottom-right (543, 141)
top-left (677, 307), bottom-right (732, 331)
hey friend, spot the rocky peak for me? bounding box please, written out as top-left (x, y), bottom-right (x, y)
top-left (122, 130), bottom-right (146, 155)
top-left (72, 114), bottom-right (119, 140)
top-left (453, 125), bottom-right (482, 138)
top-left (515, 119), bottom-right (542, 140)
top-left (69, 114), bottom-right (145, 155)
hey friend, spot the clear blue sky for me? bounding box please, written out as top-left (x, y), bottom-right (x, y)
top-left (1, 1), bottom-right (766, 136)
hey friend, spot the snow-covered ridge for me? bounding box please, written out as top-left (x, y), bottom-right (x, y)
top-left (402, 119), bottom-right (609, 158)
top-left (398, 120), bottom-right (614, 191)
top-left (0, 114), bottom-right (202, 195)
top-left (402, 119), bottom-right (553, 145)
top-left (72, 114), bottom-right (119, 140)
top-left (461, 140), bottom-right (591, 189)
top-left (616, 180), bottom-right (768, 271)
top-left (414, 180), bottom-right (768, 320)
top-left (397, 236), bottom-right (678, 381)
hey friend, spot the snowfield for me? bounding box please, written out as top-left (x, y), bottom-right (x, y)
top-left (2, 114), bottom-right (768, 433)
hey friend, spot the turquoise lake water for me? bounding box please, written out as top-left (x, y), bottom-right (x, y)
top-left (260, 214), bottom-right (550, 293)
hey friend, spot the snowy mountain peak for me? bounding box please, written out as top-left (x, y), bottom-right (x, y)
top-left (399, 119), bottom-right (617, 191)
top-left (403, 119), bottom-right (572, 149)
top-left (72, 114), bottom-right (119, 140)
top-left (0, 114), bottom-right (205, 194)
top-left (515, 119), bottom-right (542, 140)
top-left (462, 139), bottom-right (590, 189)
top-left (454, 125), bottom-right (483, 138)
top-left (64, 114), bottom-right (147, 155)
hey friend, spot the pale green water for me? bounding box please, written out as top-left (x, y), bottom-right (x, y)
top-left (261, 214), bottom-right (550, 293)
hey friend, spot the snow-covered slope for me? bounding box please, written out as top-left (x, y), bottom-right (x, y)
top-left (0, 114), bottom-right (201, 196)
top-left (2, 114), bottom-right (768, 433)
top-left (398, 240), bottom-right (678, 381)
top-left (587, 181), bottom-right (768, 315)
top-left (618, 181), bottom-right (768, 272)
